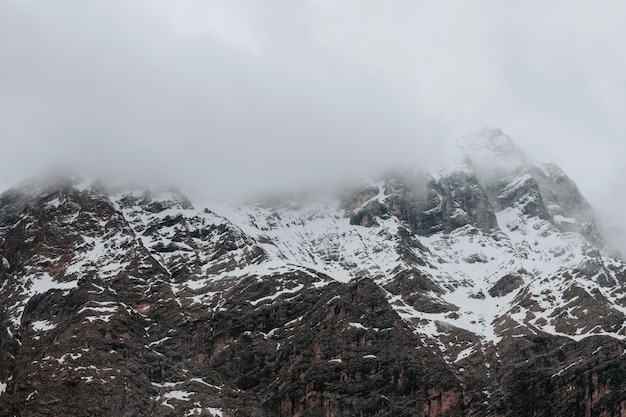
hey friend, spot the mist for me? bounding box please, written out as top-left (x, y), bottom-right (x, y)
top-left (0, 0), bottom-right (445, 200)
top-left (1, 1), bottom-right (625, 249)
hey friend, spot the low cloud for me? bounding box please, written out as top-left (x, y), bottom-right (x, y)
top-left (1, 1), bottom-right (625, 248)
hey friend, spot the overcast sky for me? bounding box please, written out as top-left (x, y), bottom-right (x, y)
top-left (1, 1), bottom-right (625, 244)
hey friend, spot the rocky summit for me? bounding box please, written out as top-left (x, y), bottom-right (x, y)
top-left (1, 128), bottom-right (625, 417)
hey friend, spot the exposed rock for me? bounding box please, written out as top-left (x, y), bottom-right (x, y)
top-left (349, 171), bottom-right (498, 237)
top-left (488, 274), bottom-right (525, 297)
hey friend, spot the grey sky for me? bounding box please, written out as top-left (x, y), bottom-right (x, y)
top-left (1, 1), bottom-right (625, 245)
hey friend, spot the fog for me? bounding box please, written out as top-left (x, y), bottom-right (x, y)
top-left (1, 1), bottom-right (625, 249)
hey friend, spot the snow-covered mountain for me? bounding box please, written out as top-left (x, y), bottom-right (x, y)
top-left (1, 128), bottom-right (625, 416)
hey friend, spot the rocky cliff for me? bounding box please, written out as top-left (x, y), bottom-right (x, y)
top-left (1, 129), bottom-right (625, 416)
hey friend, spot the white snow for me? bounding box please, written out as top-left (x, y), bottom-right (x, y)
top-left (455, 347), bottom-right (475, 362)
top-left (84, 315), bottom-right (113, 322)
top-left (211, 199), bottom-right (403, 284)
top-left (31, 320), bottom-right (56, 332)
top-left (551, 359), bottom-right (583, 378)
top-left (207, 408), bottom-right (223, 417)
top-left (249, 284), bottom-right (304, 306)
top-left (78, 305), bottom-right (118, 314)
top-left (164, 390), bottom-right (193, 400)
top-left (189, 378), bottom-right (223, 390)
top-left (45, 198), bottom-right (62, 208)
top-left (29, 273), bottom-right (78, 295)
top-left (55, 352), bottom-right (82, 364)
top-left (147, 337), bottom-right (171, 347)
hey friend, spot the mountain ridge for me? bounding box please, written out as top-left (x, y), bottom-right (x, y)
top-left (1, 129), bottom-right (625, 416)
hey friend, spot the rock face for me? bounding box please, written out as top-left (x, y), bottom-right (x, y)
top-left (1, 128), bottom-right (625, 417)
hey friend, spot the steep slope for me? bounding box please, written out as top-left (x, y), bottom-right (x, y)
top-left (0, 179), bottom-right (464, 417)
top-left (1, 128), bottom-right (625, 416)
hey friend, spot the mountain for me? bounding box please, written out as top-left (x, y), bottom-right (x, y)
top-left (0, 128), bottom-right (625, 417)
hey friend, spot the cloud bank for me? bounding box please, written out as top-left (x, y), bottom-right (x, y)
top-left (1, 1), bottom-right (625, 247)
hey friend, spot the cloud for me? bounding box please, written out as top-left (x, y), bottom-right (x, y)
top-left (0, 1), bottom-right (448, 198)
top-left (0, 0), bottom-right (625, 248)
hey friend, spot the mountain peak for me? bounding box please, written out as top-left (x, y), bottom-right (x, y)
top-left (460, 127), bottom-right (527, 181)
top-left (435, 127), bottom-right (527, 182)
top-left (463, 127), bottom-right (524, 158)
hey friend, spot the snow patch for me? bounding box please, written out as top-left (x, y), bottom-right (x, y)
top-left (164, 390), bottom-right (193, 401)
top-left (31, 320), bottom-right (57, 332)
top-left (249, 284), bottom-right (304, 306)
top-left (207, 407), bottom-right (223, 417)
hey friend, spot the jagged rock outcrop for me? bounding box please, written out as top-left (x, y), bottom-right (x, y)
top-left (348, 172), bottom-right (497, 236)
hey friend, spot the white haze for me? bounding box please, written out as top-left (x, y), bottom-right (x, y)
top-left (0, 1), bottom-right (625, 250)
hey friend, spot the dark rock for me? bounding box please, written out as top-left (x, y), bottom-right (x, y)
top-left (347, 172), bottom-right (498, 237)
top-left (488, 274), bottom-right (525, 297)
